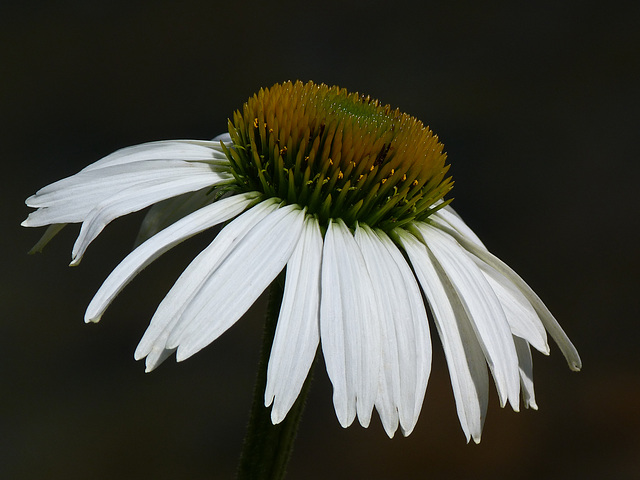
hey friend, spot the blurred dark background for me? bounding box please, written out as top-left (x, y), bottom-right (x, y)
top-left (2, 1), bottom-right (638, 478)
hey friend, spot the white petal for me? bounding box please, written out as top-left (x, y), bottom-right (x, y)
top-left (81, 140), bottom-right (230, 172)
top-left (477, 261), bottom-right (549, 355)
top-left (25, 160), bottom-right (217, 209)
top-left (320, 220), bottom-right (381, 429)
top-left (354, 225), bottom-right (400, 437)
top-left (69, 171), bottom-right (230, 265)
top-left (265, 215), bottom-right (322, 423)
top-left (23, 160), bottom-right (230, 226)
top-left (430, 221), bottom-right (582, 371)
top-left (165, 204), bottom-right (306, 361)
top-left (414, 222), bottom-right (520, 411)
top-left (433, 206), bottom-right (487, 250)
top-left (514, 337), bottom-right (538, 410)
top-left (134, 198), bottom-right (281, 368)
top-left (85, 192), bottom-right (259, 323)
top-left (355, 225), bottom-right (431, 437)
top-left (133, 187), bottom-right (219, 247)
top-left (395, 228), bottom-right (488, 443)
top-left (429, 213), bottom-right (548, 354)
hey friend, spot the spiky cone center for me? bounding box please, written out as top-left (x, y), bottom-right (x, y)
top-left (223, 80), bottom-right (453, 231)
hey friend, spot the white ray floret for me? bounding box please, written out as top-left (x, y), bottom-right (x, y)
top-left (265, 215), bottom-right (323, 423)
top-left (412, 222), bottom-right (521, 410)
top-left (134, 198), bottom-right (282, 370)
top-left (429, 219), bottom-right (582, 372)
top-left (85, 192), bottom-right (260, 323)
top-left (395, 228), bottom-right (488, 443)
top-left (167, 203), bottom-right (306, 361)
top-left (320, 219), bottom-right (381, 429)
top-left (355, 225), bottom-right (431, 437)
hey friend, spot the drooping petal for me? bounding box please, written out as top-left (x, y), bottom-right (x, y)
top-left (432, 206), bottom-right (486, 250)
top-left (413, 222), bottom-right (521, 411)
top-left (429, 221), bottom-right (582, 371)
top-left (85, 192), bottom-right (259, 323)
top-left (69, 169), bottom-right (233, 265)
top-left (354, 225), bottom-right (399, 437)
top-left (265, 215), bottom-right (323, 423)
top-left (25, 160), bottom-right (217, 208)
top-left (514, 336), bottom-right (538, 410)
top-left (395, 228), bottom-right (488, 443)
top-left (134, 187), bottom-right (220, 247)
top-left (320, 219), bottom-right (381, 429)
top-left (134, 198), bottom-right (281, 369)
top-left (429, 212), bottom-right (549, 355)
top-left (165, 203), bottom-right (305, 361)
top-left (23, 160), bottom-right (229, 226)
top-left (355, 225), bottom-right (431, 437)
top-left (80, 140), bottom-right (230, 172)
top-left (477, 260), bottom-right (549, 355)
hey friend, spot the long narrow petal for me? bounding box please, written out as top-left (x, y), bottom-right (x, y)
top-left (134, 198), bottom-right (280, 368)
top-left (80, 140), bottom-right (230, 172)
top-left (25, 160), bottom-right (222, 208)
top-left (69, 171), bottom-right (232, 265)
top-left (429, 221), bottom-right (582, 371)
top-left (429, 213), bottom-right (549, 354)
top-left (133, 187), bottom-right (219, 247)
top-left (265, 215), bottom-right (323, 423)
top-left (356, 225), bottom-right (432, 437)
top-left (165, 204), bottom-right (305, 361)
top-left (23, 160), bottom-right (230, 226)
top-left (321, 220), bottom-right (381, 429)
top-left (354, 225), bottom-right (400, 437)
top-left (432, 206), bottom-right (486, 250)
top-left (514, 336), bottom-right (538, 410)
top-left (85, 192), bottom-right (259, 323)
top-left (477, 261), bottom-right (549, 354)
top-left (413, 222), bottom-right (520, 410)
top-left (377, 231), bottom-right (433, 436)
top-left (395, 228), bottom-right (488, 443)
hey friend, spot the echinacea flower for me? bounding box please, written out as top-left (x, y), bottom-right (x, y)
top-left (23, 80), bottom-right (581, 442)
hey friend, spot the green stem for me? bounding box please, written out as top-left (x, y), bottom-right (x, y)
top-left (237, 274), bottom-right (315, 480)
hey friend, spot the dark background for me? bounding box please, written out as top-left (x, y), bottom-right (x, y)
top-left (2, 1), bottom-right (638, 478)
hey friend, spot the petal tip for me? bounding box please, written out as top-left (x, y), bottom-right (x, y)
top-left (69, 256), bottom-right (82, 267)
top-left (84, 314), bottom-right (101, 324)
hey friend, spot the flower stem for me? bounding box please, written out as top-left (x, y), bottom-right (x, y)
top-left (237, 274), bottom-right (314, 480)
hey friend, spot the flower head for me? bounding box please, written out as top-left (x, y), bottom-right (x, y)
top-left (23, 80), bottom-right (580, 441)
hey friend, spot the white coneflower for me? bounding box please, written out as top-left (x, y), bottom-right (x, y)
top-left (23, 80), bottom-right (581, 442)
